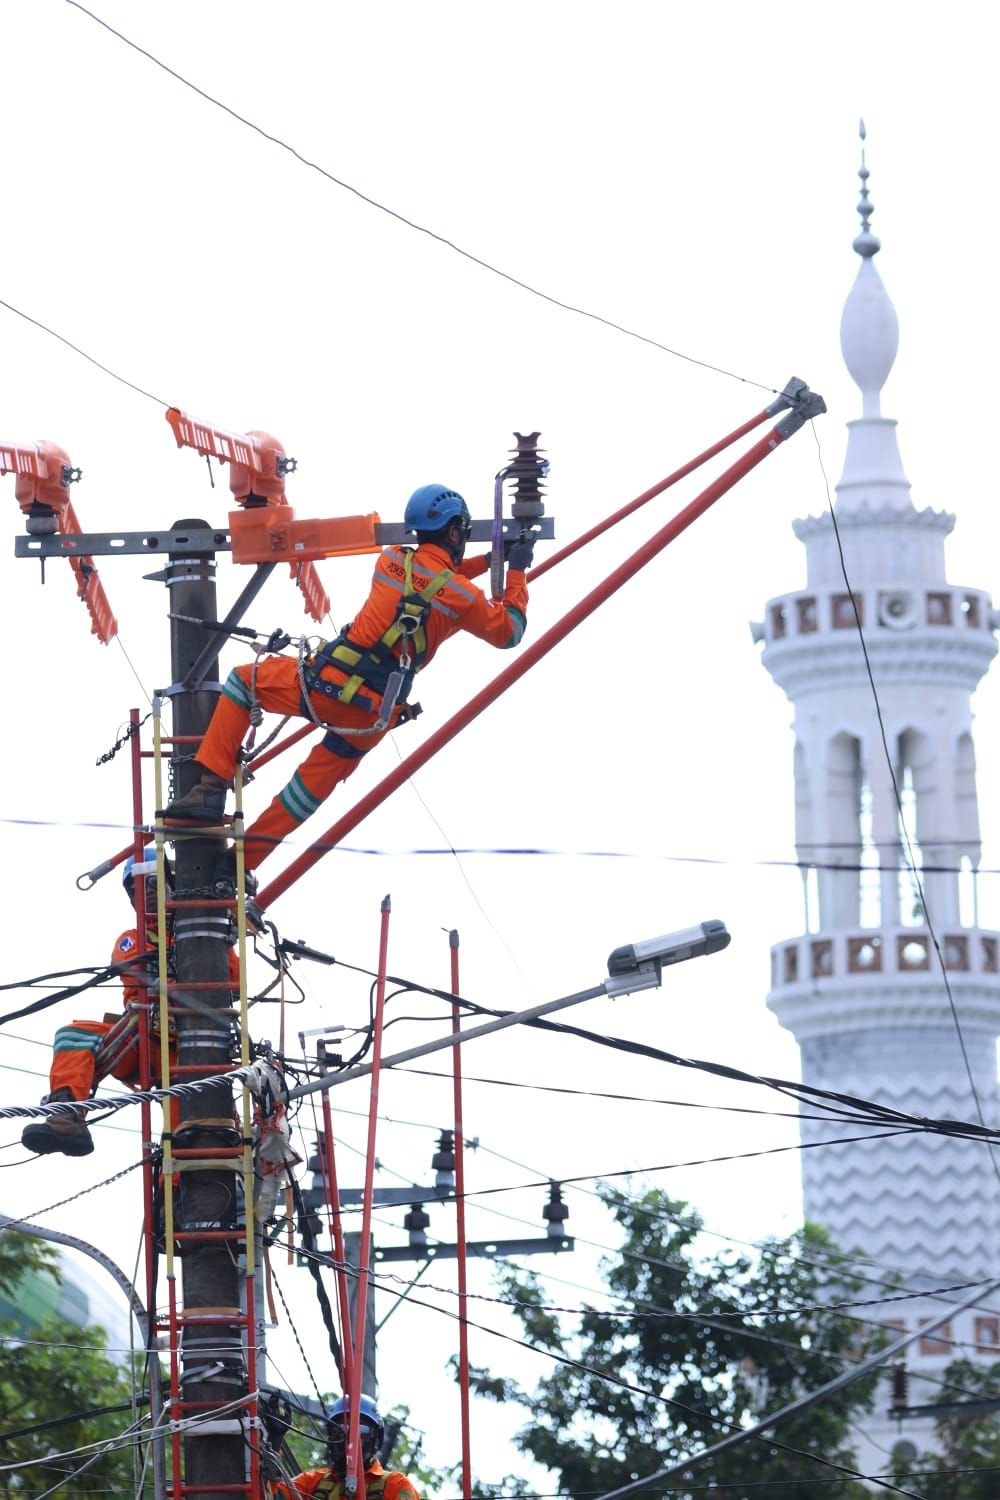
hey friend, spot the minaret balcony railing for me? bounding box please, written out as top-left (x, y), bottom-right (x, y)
top-left (770, 926), bottom-right (1000, 988)
top-left (757, 584), bottom-right (993, 647)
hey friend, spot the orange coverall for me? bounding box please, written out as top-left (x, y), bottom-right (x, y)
top-left (195, 543), bottom-right (528, 870)
top-left (272, 1459), bottom-right (420, 1500)
top-left (49, 930), bottom-right (239, 1100)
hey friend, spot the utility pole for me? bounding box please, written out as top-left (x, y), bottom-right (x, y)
top-left (166, 521), bottom-right (246, 1496)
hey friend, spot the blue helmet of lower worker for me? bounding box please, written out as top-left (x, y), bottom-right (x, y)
top-left (326, 1392), bottom-right (386, 1440)
top-left (404, 484), bottom-right (470, 534)
top-left (122, 847), bottom-right (173, 901)
top-left (327, 1393), bottom-right (384, 1465)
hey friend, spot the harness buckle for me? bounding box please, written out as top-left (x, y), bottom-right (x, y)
top-left (396, 611), bottom-right (422, 638)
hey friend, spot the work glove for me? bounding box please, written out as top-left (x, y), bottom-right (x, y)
top-left (505, 537), bottom-right (535, 572)
top-left (261, 1394), bottom-right (292, 1451)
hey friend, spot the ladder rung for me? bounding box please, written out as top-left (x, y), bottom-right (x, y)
top-left (168, 981), bottom-right (239, 991)
top-left (170, 1399), bottom-right (256, 1412)
top-left (158, 821), bottom-right (234, 836)
top-left (168, 897), bottom-right (238, 909)
top-left (177, 1476), bottom-right (254, 1488)
top-left (170, 1063), bottom-right (241, 1076)
top-left (173, 1236), bottom-right (248, 1248)
top-left (165, 1158), bottom-right (249, 1175)
top-left (171, 1230), bottom-right (248, 1242)
top-left (172, 1146), bottom-right (245, 1159)
top-left (170, 1310), bottom-right (246, 1326)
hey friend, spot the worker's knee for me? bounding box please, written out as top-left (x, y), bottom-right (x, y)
top-left (221, 666), bottom-right (256, 711)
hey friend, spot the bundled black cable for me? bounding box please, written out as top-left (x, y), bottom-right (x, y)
top-left (0, 953), bottom-right (155, 1029)
top-left (288, 1168), bottom-right (343, 1380)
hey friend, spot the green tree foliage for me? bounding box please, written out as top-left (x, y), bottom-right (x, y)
top-left (467, 1187), bottom-right (887, 1500)
top-left (0, 1227), bottom-right (58, 1295)
top-left (383, 1406), bottom-right (459, 1494)
top-left (892, 1357), bottom-right (1000, 1498)
top-left (0, 1232), bottom-right (140, 1499)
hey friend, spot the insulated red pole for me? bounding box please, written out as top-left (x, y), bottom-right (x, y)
top-left (130, 708), bottom-right (158, 1335)
top-left (527, 408), bottom-right (771, 582)
top-left (450, 929), bottom-right (472, 1500)
top-left (321, 1087), bottom-right (355, 1389)
top-left (246, 721), bottom-right (315, 774)
top-left (346, 895), bottom-right (392, 1499)
top-left (258, 417), bottom-right (801, 909)
top-left (245, 1273), bottom-right (261, 1499)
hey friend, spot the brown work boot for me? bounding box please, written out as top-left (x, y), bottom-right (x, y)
top-left (164, 771), bottom-right (229, 822)
top-left (21, 1088), bottom-right (94, 1157)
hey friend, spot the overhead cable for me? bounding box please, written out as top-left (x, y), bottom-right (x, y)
top-left (294, 1243), bottom-right (924, 1500)
top-left (63, 1), bottom-right (775, 396)
top-left (0, 295), bottom-right (168, 407)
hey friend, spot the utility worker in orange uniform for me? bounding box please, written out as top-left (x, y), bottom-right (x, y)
top-left (21, 849), bottom-right (239, 1157)
top-left (270, 1394), bottom-right (420, 1500)
top-left (165, 485), bottom-right (533, 875)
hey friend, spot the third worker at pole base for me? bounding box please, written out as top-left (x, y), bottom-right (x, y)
top-left (270, 1395), bottom-right (421, 1500)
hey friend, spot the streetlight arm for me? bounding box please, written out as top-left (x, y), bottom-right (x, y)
top-left (285, 921), bottom-right (730, 1103)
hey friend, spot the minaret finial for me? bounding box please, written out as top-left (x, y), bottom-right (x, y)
top-left (853, 117), bottom-right (881, 258)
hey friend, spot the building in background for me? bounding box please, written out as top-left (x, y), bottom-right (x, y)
top-left (755, 139), bottom-right (1000, 1461)
top-left (0, 1246), bottom-right (132, 1357)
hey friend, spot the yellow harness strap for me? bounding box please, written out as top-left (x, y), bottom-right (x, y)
top-left (334, 552), bottom-right (453, 707)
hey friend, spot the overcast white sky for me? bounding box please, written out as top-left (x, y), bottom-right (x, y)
top-left (3, 0), bottom-right (1000, 1482)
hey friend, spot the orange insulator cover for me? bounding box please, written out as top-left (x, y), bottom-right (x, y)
top-left (166, 408), bottom-right (289, 501)
top-left (291, 560), bottom-right (331, 624)
top-left (229, 507), bottom-right (382, 566)
top-left (62, 499), bottom-right (118, 644)
top-left (0, 439), bottom-right (74, 518)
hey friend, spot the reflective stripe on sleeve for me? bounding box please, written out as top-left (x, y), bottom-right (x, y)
top-left (221, 669), bottom-right (255, 709)
top-left (279, 773), bottom-right (324, 824)
top-left (501, 605), bottom-right (527, 647)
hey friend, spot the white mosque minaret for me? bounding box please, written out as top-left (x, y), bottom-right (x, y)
top-left (755, 124), bottom-right (1000, 1434)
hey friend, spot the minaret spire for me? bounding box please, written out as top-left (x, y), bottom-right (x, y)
top-left (837, 121), bottom-right (910, 507)
top-left (853, 118), bottom-right (881, 258)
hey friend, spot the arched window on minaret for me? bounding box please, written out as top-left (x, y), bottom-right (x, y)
top-left (956, 732), bottom-right (981, 928)
top-left (793, 742), bottom-right (818, 933)
top-left (823, 731), bottom-right (865, 927)
top-left (859, 770), bottom-right (881, 929)
top-left (896, 728), bottom-right (930, 928)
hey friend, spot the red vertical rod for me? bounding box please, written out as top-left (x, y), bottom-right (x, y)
top-left (167, 1278), bottom-right (183, 1497)
top-left (321, 1087), bottom-right (355, 1390)
top-left (346, 895), bottom-right (392, 1499)
top-left (245, 1273), bottom-right (260, 1498)
top-left (450, 930), bottom-right (472, 1500)
top-left (259, 423), bottom-right (793, 909)
top-left (129, 707), bottom-right (159, 1373)
top-left (527, 407), bottom-right (771, 582)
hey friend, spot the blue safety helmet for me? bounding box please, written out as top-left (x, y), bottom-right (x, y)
top-left (123, 847), bottom-right (173, 902)
top-left (404, 484), bottom-right (471, 536)
top-left (327, 1393), bottom-right (384, 1468)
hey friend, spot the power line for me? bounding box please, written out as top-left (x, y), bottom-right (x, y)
top-left (63, 2), bottom-right (776, 397)
top-left (293, 1242), bottom-right (925, 1500)
top-left (0, 295), bottom-right (168, 406)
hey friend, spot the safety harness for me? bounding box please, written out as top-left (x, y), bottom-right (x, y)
top-left (301, 551), bottom-right (453, 734)
top-left (307, 1471), bottom-right (389, 1500)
